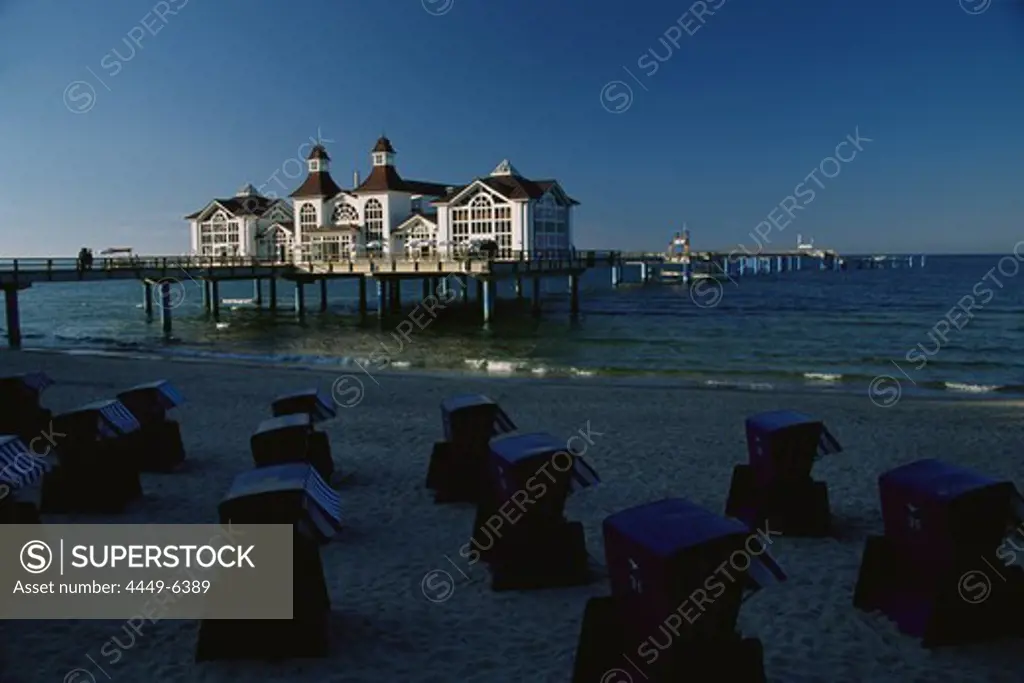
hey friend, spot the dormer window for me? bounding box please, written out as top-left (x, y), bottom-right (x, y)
top-left (309, 159), bottom-right (321, 173)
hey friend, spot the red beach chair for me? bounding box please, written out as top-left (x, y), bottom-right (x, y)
top-left (116, 380), bottom-right (186, 472)
top-left (426, 394), bottom-right (516, 503)
top-left (724, 410), bottom-right (840, 536)
top-left (572, 498), bottom-right (786, 682)
top-left (196, 463), bottom-right (338, 660)
top-left (853, 458), bottom-right (1024, 646)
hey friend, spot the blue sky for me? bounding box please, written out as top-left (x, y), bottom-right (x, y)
top-left (0, 0), bottom-right (1021, 256)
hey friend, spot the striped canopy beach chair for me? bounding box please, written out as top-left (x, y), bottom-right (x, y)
top-left (0, 372), bottom-right (55, 443)
top-left (41, 399), bottom-right (143, 513)
top-left (117, 380), bottom-right (186, 472)
top-left (427, 394), bottom-right (517, 504)
top-left (0, 435), bottom-right (52, 522)
top-left (725, 410), bottom-right (840, 537)
top-left (251, 413), bottom-right (334, 482)
top-left (199, 462), bottom-right (338, 660)
top-left (271, 389), bottom-right (337, 424)
top-left (572, 498), bottom-right (780, 682)
top-left (468, 431), bottom-right (593, 591)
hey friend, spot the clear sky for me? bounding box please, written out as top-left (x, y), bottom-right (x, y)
top-left (0, 0), bottom-right (1021, 256)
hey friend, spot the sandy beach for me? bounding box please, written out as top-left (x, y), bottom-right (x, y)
top-left (1, 350), bottom-right (1023, 683)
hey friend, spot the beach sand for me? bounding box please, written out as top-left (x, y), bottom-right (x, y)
top-left (1, 350), bottom-right (1023, 683)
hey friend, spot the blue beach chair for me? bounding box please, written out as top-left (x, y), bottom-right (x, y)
top-left (725, 410), bottom-right (841, 536)
top-left (572, 498), bottom-right (785, 682)
top-left (117, 380), bottom-right (186, 472)
top-left (854, 458), bottom-right (1024, 646)
top-left (426, 394), bottom-right (517, 503)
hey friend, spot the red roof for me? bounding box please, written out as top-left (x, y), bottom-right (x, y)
top-left (290, 171), bottom-right (344, 198)
top-left (353, 165), bottom-right (450, 196)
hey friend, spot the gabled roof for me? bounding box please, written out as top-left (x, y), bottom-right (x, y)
top-left (353, 165), bottom-right (450, 196)
top-left (393, 210), bottom-right (438, 231)
top-left (433, 176), bottom-right (579, 206)
top-left (290, 171), bottom-right (344, 198)
top-left (185, 195), bottom-right (279, 220)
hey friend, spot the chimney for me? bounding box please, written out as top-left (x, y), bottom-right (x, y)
top-left (353, 170), bottom-right (360, 187)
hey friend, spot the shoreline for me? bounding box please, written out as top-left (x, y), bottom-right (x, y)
top-left (8, 346), bottom-right (1021, 407)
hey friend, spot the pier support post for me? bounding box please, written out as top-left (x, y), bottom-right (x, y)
top-left (531, 277), bottom-right (541, 316)
top-left (390, 279), bottom-right (401, 312)
top-left (294, 281), bottom-right (306, 319)
top-left (268, 278), bottom-right (277, 311)
top-left (422, 278), bottom-right (430, 299)
top-left (143, 282), bottom-right (153, 317)
top-left (319, 278), bottom-right (328, 312)
top-left (211, 280), bottom-right (220, 317)
top-left (515, 277), bottom-right (523, 298)
top-left (570, 274), bottom-right (580, 317)
top-left (476, 279), bottom-right (484, 303)
top-left (376, 280), bottom-right (385, 318)
top-left (611, 264), bottom-right (621, 288)
top-left (4, 287), bottom-right (21, 349)
top-left (482, 280), bottom-right (494, 323)
top-left (461, 275), bottom-right (469, 303)
top-left (202, 280), bottom-right (211, 311)
top-left (253, 279), bottom-right (263, 307)
top-left (358, 277), bottom-right (367, 316)
top-left (159, 281), bottom-right (172, 336)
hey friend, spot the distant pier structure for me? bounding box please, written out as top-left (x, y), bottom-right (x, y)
top-left (609, 232), bottom-right (924, 286)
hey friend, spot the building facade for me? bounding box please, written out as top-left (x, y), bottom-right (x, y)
top-left (185, 137), bottom-right (578, 259)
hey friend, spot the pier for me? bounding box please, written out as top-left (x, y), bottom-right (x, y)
top-left (0, 245), bottom-right (922, 349)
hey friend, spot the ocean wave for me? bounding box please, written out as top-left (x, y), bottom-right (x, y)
top-left (943, 382), bottom-right (1003, 393)
top-left (804, 372), bottom-right (843, 382)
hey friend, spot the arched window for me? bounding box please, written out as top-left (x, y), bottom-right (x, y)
top-left (364, 198), bottom-right (383, 243)
top-left (299, 204), bottom-right (317, 231)
top-left (469, 194), bottom-right (492, 235)
top-left (332, 202), bottom-right (359, 225)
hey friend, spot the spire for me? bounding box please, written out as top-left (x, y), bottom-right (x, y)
top-left (490, 159), bottom-right (519, 176)
top-left (372, 136), bottom-right (396, 167)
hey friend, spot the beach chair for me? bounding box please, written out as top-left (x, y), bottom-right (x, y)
top-left (116, 380), bottom-right (185, 472)
top-left (853, 458), bottom-right (1024, 646)
top-left (270, 389), bottom-right (337, 480)
top-left (426, 394), bottom-right (516, 503)
top-left (0, 435), bottom-right (51, 524)
top-left (468, 431), bottom-right (599, 590)
top-left (40, 399), bottom-right (143, 513)
top-left (250, 413), bottom-right (334, 482)
top-left (0, 372), bottom-right (54, 443)
top-left (724, 410), bottom-right (840, 536)
top-left (572, 498), bottom-right (785, 682)
top-left (196, 463), bottom-right (340, 660)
